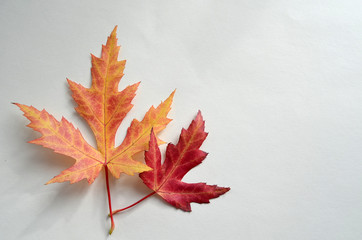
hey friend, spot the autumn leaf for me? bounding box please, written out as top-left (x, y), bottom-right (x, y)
top-left (139, 111), bottom-right (230, 212)
top-left (16, 26), bottom-right (174, 183)
top-left (14, 26), bottom-right (174, 233)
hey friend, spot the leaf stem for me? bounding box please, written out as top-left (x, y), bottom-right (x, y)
top-left (104, 165), bottom-right (115, 234)
top-left (112, 191), bottom-right (156, 215)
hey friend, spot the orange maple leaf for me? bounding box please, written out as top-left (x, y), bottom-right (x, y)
top-left (14, 26), bottom-right (174, 233)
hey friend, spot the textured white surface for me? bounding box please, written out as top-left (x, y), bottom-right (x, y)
top-left (1, 1), bottom-right (362, 239)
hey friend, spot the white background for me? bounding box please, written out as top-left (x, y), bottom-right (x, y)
top-left (1, 1), bottom-right (362, 239)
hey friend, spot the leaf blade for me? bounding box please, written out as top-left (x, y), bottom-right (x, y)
top-left (140, 111), bottom-right (230, 211)
top-left (15, 103), bottom-right (103, 184)
top-left (16, 27), bottom-right (175, 183)
top-left (68, 26), bottom-right (135, 154)
top-left (107, 90), bottom-right (175, 178)
top-left (158, 180), bottom-right (230, 212)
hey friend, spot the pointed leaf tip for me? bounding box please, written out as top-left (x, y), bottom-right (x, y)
top-left (195, 110), bottom-right (203, 122)
top-left (109, 26), bottom-right (118, 38)
top-left (109, 26), bottom-right (118, 43)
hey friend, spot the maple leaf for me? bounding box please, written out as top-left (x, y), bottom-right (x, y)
top-left (14, 26), bottom-right (174, 233)
top-left (139, 111), bottom-right (230, 212)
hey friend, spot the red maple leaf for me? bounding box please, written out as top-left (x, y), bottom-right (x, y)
top-left (140, 111), bottom-right (230, 211)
